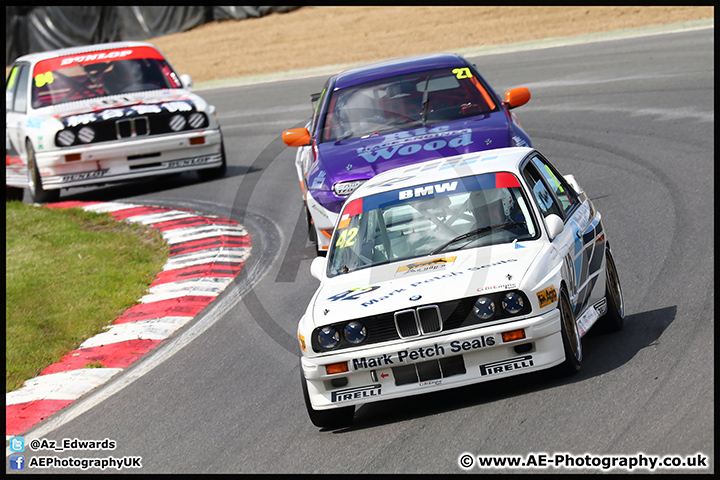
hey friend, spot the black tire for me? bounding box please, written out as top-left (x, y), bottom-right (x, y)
top-left (198, 139), bottom-right (227, 181)
top-left (555, 289), bottom-right (582, 376)
top-left (6, 186), bottom-right (24, 201)
top-left (305, 204), bottom-right (327, 257)
top-left (300, 368), bottom-right (354, 429)
top-left (599, 248), bottom-right (625, 332)
top-left (26, 140), bottom-right (60, 203)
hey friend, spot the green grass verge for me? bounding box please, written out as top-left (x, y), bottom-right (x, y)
top-left (5, 201), bottom-right (168, 393)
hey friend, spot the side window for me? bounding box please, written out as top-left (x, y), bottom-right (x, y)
top-left (530, 156), bottom-right (577, 215)
top-left (523, 162), bottom-right (564, 219)
top-left (6, 65), bottom-right (21, 112)
top-left (12, 64), bottom-right (30, 113)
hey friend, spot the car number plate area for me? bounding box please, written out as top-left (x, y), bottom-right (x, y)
top-left (392, 354), bottom-right (466, 386)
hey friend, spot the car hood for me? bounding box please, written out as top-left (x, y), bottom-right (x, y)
top-left (311, 240), bottom-right (544, 326)
top-left (41, 89), bottom-right (209, 122)
top-left (309, 112), bottom-right (512, 190)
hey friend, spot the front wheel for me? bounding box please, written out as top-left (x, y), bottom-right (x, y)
top-left (198, 139), bottom-right (227, 181)
top-left (27, 140), bottom-right (60, 203)
top-left (300, 368), bottom-right (354, 429)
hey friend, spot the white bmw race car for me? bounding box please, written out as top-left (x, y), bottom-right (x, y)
top-left (298, 146), bottom-right (625, 428)
top-left (6, 41), bottom-right (226, 203)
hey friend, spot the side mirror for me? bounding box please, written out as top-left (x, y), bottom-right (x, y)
top-left (282, 127), bottom-right (312, 147)
top-left (545, 214), bottom-right (564, 241)
top-left (180, 74), bottom-right (193, 90)
top-left (310, 256), bottom-right (327, 280)
top-left (563, 174), bottom-right (583, 195)
top-left (504, 87), bottom-right (530, 109)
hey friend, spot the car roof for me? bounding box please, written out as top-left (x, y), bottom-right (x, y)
top-left (11, 41), bottom-right (159, 65)
top-left (351, 147), bottom-right (535, 199)
top-left (332, 53), bottom-right (470, 90)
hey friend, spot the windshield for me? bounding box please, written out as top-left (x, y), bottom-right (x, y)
top-left (321, 66), bottom-right (498, 142)
top-left (328, 172), bottom-right (538, 276)
top-left (31, 46), bottom-right (182, 108)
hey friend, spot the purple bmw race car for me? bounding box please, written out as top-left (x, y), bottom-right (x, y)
top-left (282, 53), bottom-right (532, 254)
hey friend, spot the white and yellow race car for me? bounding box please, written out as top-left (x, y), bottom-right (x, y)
top-left (298, 147), bottom-right (624, 428)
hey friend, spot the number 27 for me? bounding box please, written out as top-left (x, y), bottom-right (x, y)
top-left (452, 67), bottom-right (473, 79)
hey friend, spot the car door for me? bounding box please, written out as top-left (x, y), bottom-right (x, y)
top-left (6, 62), bottom-right (31, 159)
top-left (522, 153), bottom-right (605, 318)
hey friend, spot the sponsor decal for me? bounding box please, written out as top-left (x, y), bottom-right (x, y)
top-left (512, 135), bottom-right (529, 147)
top-left (351, 335), bottom-right (495, 371)
top-left (477, 283), bottom-right (517, 292)
top-left (166, 156), bottom-right (215, 168)
top-left (479, 355), bottom-right (534, 376)
top-left (399, 181), bottom-right (458, 200)
top-left (62, 101), bottom-right (196, 128)
top-left (355, 126), bottom-right (474, 164)
top-left (331, 384), bottom-right (381, 403)
top-left (59, 49), bottom-right (134, 66)
top-left (576, 305), bottom-right (600, 336)
top-left (298, 333), bottom-right (306, 353)
top-left (395, 256), bottom-right (456, 276)
top-left (327, 286), bottom-right (381, 302)
top-left (359, 261), bottom-right (518, 307)
top-left (537, 285), bottom-right (558, 308)
top-left (61, 170), bottom-right (109, 182)
top-left (311, 170), bottom-right (326, 189)
top-left (25, 117), bottom-right (46, 129)
top-left (34, 46), bottom-right (164, 75)
top-left (419, 379), bottom-right (442, 387)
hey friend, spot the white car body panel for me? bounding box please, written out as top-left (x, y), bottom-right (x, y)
top-left (298, 147), bottom-right (615, 413)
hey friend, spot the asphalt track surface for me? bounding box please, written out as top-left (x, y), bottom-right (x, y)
top-left (6, 26), bottom-right (714, 473)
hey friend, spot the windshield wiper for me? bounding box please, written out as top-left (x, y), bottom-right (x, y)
top-left (421, 75), bottom-right (431, 125)
top-left (430, 221), bottom-right (525, 254)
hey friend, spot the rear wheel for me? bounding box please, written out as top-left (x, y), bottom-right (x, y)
top-left (599, 248), bottom-right (624, 332)
top-left (555, 289), bottom-right (582, 376)
top-left (27, 140), bottom-right (60, 203)
top-left (300, 368), bottom-right (354, 429)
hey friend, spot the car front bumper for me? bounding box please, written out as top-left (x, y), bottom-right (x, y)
top-left (26, 129), bottom-right (223, 190)
top-left (301, 307), bottom-right (564, 410)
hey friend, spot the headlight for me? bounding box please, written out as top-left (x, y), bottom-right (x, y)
top-left (56, 130), bottom-right (76, 146)
top-left (502, 292), bottom-right (524, 315)
top-left (333, 180), bottom-right (367, 196)
top-left (473, 296), bottom-right (496, 320)
top-left (343, 321), bottom-right (367, 344)
top-left (169, 114), bottom-right (187, 132)
top-left (316, 326), bottom-right (340, 350)
top-left (187, 112), bottom-right (207, 129)
top-left (78, 126), bottom-right (95, 143)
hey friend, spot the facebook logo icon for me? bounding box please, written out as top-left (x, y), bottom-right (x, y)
top-left (10, 455), bottom-right (25, 470)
